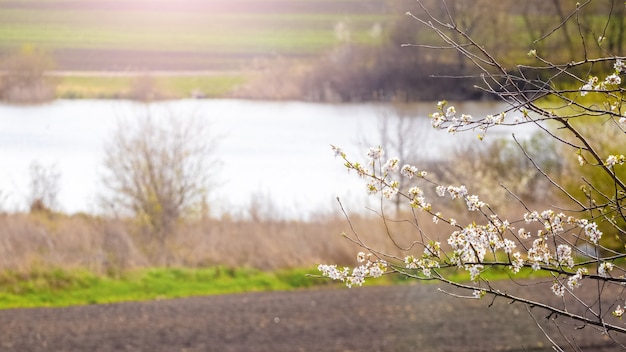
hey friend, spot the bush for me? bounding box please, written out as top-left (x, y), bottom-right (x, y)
top-left (0, 44), bottom-right (56, 103)
top-left (99, 111), bottom-right (219, 263)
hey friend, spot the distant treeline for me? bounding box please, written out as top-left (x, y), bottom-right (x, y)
top-left (237, 0), bottom-right (626, 102)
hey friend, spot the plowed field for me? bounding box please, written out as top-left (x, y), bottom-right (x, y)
top-left (0, 283), bottom-right (623, 351)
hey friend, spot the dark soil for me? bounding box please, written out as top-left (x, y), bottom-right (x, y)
top-left (0, 284), bottom-right (623, 352)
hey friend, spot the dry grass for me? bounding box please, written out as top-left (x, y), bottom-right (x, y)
top-left (0, 194), bottom-right (561, 275)
top-left (0, 213), bottom-right (144, 273)
top-left (0, 208), bottom-right (422, 274)
top-left (0, 180), bottom-right (560, 276)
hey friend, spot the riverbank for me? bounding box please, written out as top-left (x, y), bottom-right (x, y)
top-left (51, 71), bottom-right (250, 100)
top-left (22, 63), bottom-right (493, 103)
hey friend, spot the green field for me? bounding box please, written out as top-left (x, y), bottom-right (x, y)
top-left (0, 266), bottom-right (408, 309)
top-left (0, 267), bottom-right (339, 309)
top-left (0, 0), bottom-right (392, 99)
top-left (0, 1), bottom-right (390, 67)
top-left (0, 12), bottom-right (386, 52)
top-left (55, 73), bottom-right (249, 99)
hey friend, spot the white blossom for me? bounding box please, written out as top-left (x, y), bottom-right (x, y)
top-left (408, 187), bottom-right (423, 198)
top-left (318, 264), bottom-right (349, 281)
top-left (468, 265), bottom-right (483, 282)
top-left (528, 238), bottom-right (551, 268)
top-left (510, 252), bottom-right (524, 273)
top-left (430, 112), bottom-right (446, 128)
top-left (524, 211), bottom-right (539, 223)
top-left (614, 58), bottom-right (625, 73)
top-left (331, 145), bottom-right (344, 158)
top-left (401, 164), bottom-right (418, 178)
top-left (405, 255), bottom-right (418, 269)
top-left (465, 194), bottom-right (485, 211)
top-left (605, 154), bottom-right (625, 166)
top-left (556, 244), bottom-right (574, 268)
top-left (517, 228), bottom-right (531, 240)
top-left (599, 262), bottom-right (615, 277)
top-left (551, 282), bottom-right (565, 297)
top-left (580, 76), bottom-right (598, 96)
top-left (383, 157), bottom-right (400, 173)
top-left (583, 222), bottom-right (603, 244)
top-left (473, 289), bottom-right (486, 299)
top-left (426, 241), bottom-right (441, 257)
top-left (410, 195), bottom-right (430, 211)
top-left (502, 239), bottom-right (516, 254)
top-left (459, 114), bottom-right (472, 124)
top-left (369, 260), bottom-right (387, 278)
top-left (604, 73), bottom-right (622, 86)
top-left (320, 255), bottom-right (389, 288)
top-left (567, 268), bottom-right (587, 290)
top-left (445, 106), bottom-right (456, 117)
top-left (382, 186), bottom-right (398, 199)
top-left (447, 185), bottom-right (468, 199)
top-left (614, 305), bottom-right (625, 318)
top-left (367, 146), bottom-right (384, 159)
top-left (368, 265), bottom-right (383, 278)
top-left (366, 182), bottom-right (379, 195)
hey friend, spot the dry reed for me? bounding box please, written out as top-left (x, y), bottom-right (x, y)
top-left (0, 209), bottom-right (416, 273)
top-left (0, 198), bottom-right (557, 275)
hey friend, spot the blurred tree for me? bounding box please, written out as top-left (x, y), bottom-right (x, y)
top-left (27, 161), bottom-right (61, 213)
top-left (0, 44), bottom-right (56, 103)
top-left (100, 112), bottom-right (219, 261)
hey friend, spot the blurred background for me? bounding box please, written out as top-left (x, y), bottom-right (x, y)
top-left (0, 0), bottom-right (621, 274)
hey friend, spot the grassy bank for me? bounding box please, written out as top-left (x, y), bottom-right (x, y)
top-left (0, 211), bottom-right (412, 309)
top-left (0, 264), bottom-right (554, 310)
top-left (0, 197), bottom-right (560, 310)
top-left (0, 267), bottom-right (346, 309)
top-left (55, 73), bottom-right (249, 99)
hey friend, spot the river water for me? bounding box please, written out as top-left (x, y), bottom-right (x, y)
top-left (0, 99), bottom-right (538, 218)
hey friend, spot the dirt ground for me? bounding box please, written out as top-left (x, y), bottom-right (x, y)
top-left (0, 283), bottom-right (624, 352)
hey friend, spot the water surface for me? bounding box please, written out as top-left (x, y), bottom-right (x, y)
top-left (0, 99), bottom-right (536, 218)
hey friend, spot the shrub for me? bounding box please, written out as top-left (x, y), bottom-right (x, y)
top-left (0, 44), bottom-right (56, 103)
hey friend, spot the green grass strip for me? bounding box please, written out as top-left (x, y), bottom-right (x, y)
top-left (0, 264), bottom-right (554, 310)
top-left (56, 74), bottom-right (248, 99)
top-left (0, 267), bottom-right (341, 309)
